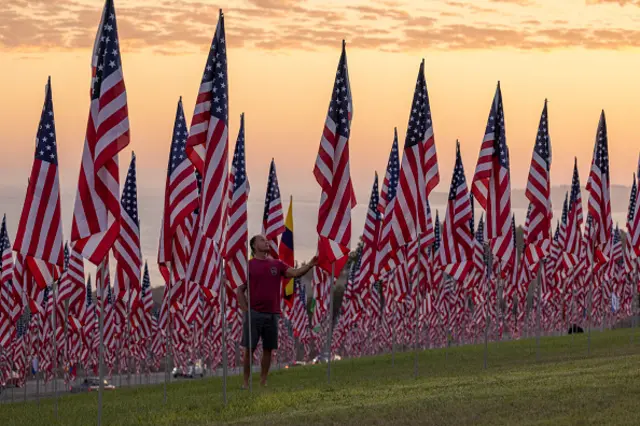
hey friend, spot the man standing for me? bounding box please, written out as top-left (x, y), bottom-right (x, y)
top-left (236, 235), bottom-right (316, 388)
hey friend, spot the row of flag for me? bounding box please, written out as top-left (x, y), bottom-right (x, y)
top-left (2, 0), bottom-right (640, 394)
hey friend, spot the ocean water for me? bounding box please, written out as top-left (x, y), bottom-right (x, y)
top-left (0, 183), bottom-right (631, 289)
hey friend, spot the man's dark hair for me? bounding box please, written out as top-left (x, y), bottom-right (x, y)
top-left (249, 235), bottom-right (259, 255)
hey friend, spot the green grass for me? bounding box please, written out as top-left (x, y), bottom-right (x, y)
top-left (2, 328), bottom-right (640, 425)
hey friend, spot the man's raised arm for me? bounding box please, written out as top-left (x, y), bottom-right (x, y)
top-left (284, 256), bottom-right (318, 279)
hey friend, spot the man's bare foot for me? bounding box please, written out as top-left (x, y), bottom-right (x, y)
top-left (260, 380), bottom-right (267, 387)
top-left (241, 383), bottom-right (249, 390)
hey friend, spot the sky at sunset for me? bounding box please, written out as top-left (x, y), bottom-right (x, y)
top-left (2, 0), bottom-right (640, 276)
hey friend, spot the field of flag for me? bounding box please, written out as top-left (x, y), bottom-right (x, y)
top-left (1, 0), bottom-right (640, 424)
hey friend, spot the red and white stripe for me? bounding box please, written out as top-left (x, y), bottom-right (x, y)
top-left (262, 159), bottom-right (285, 258)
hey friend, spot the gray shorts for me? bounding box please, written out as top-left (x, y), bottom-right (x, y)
top-left (242, 310), bottom-right (279, 351)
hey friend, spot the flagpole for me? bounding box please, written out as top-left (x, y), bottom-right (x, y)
top-left (246, 260), bottom-right (252, 393)
top-left (536, 262), bottom-right (543, 362)
top-left (220, 261), bottom-right (228, 406)
top-left (483, 270), bottom-right (490, 370)
top-left (414, 236), bottom-right (421, 378)
top-left (52, 278), bottom-right (59, 419)
top-left (164, 305), bottom-right (171, 405)
top-left (632, 267), bottom-right (638, 345)
top-left (326, 263), bottom-right (335, 385)
top-left (97, 275), bottom-right (106, 426)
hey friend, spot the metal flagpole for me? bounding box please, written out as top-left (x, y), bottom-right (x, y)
top-left (414, 236), bottom-right (421, 378)
top-left (220, 262), bottom-right (228, 406)
top-left (632, 268), bottom-right (638, 345)
top-left (52, 278), bottom-right (59, 419)
top-left (483, 275), bottom-right (489, 370)
top-left (97, 278), bottom-right (106, 426)
top-left (246, 260), bottom-right (252, 393)
top-left (164, 306), bottom-right (171, 405)
top-left (63, 299), bottom-right (69, 397)
top-left (536, 262), bottom-right (543, 362)
top-left (326, 263), bottom-right (335, 385)
top-left (391, 306), bottom-right (396, 368)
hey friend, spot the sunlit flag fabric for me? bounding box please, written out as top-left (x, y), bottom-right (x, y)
top-left (0, 216), bottom-right (20, 323)
top-left (586, 111), bottom-right (613, 251)
top-left (262, 159), bottom-right (285, 259)
top-left (14, 77), bottom-right (64, 291)
top-left (440, 141), bottom-right (473, 283)
top-left (562, 159), bottom-right (583, 271)
top-left (224, 114), bottom-right (249, 291)
top-left (279, 196), bottom-right (295, 312)
top-left (524, 100), bottom-right (553, 263)
top-left (471, 82), bottom-right (511, 243)
top-left (71, 0), bottom-right (129, 264)
top-left (186, 10), bottom-right (229, 244)
top-left (355, 174), bottom-right (381, 294)
top-left (629, 156), bottom-right (640, 256)
top-left (392, 60), bottom-right (439, 248)
top-left (158, 99), bottom-right (199, 287)
top-left (58, 244), bottom-right (86, 317)
top-left (114, 152), bottom-right (142, 306)
top-left (376, 129), bottom-right (401, 275)
top-left (313, 41), bottom-right (356, 274)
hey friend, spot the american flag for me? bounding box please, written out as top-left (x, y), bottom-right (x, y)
top-left (1, 216), bottom-right (20, 324)
top-left (392, 60), bottom-right (439, 248)
top-left (71, 0), bottom-right (130, 264)
top-left (440, 141), bottom-right (473, 282)
top-left (562, 158), bottom-right (583, 270)
top-left (114, 152), bottom-right (142, 305)
top-left (13, 77), bottom-right (64, 290)
top-left (628, 156), bottom-right (640, 256)
top-left (134, 262), bottom-right (152, 338)
top-left (376, 129), bottom-right (401, 275)
top-left (586, 111), bottom-right (612, 249)
top-left (524, 99), bottom-right (552, 258)
top-left (471, 82), bottom-right (511, 242)
top-left (58, 244), bottom-right (86, 317)
top-left (224, 114), bottom-right (249, 291)
top-left (186, 10), bottom-right (229, 244)
top-left (262, 159), bottom-right (285, 259)
top-left (158, 99), bottom-right (198, 287)
top-left (427, 211), bottom-right (443, 294)
top-left (314, 41), bottom-right (357, 272)
top-left (355, 173), bottom-right (381, 293)
top-left (379, 129), bottom-right (399, 215)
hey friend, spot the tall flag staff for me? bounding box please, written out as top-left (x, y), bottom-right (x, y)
top-left (628, 156), bottom-right (640, 342)
top-left (395, 59), bottom-right (439, 378)
top-left (313, 40), bottom-right (356, 385)
top-left (225, 114), bottom-right (249, 391)
top-left (471, 82), bottom-right (511, 369)
top-left (524, 100), bottom-right (552, 361)
top-left (585, 111), bottom-right (612, 355)
top-left (185, 8), bottom-right (229, 403)
top-left (14, 77), bottom-right (65, 418)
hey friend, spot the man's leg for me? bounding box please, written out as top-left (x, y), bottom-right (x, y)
top-left (260, 314), bottom-right (279, 387)
top-left (260, 349), bottom-right (272, 386)
top-left (243, 348), bottom-right (251, 388)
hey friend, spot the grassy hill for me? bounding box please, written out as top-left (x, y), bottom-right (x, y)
top-left (2, 328), bottom-right (640, 425)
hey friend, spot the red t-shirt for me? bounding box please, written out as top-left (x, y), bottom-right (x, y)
top-left (248, 258), bottom-right (290, 314)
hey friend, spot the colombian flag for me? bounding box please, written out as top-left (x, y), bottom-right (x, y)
top-left (279, 196), bottom-right (295, 311)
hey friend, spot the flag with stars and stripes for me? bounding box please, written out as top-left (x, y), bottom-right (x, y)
top-left (314, 41), bottom-right (357, 274)
top-left (376, 129), bottom-right (401, 275)
top-left (355, 173), bottom-right (381, 294)
top-left (14, 77), bottom-right (64, 291)
top-left (391, 59), bottom-right (439, 249)
top-left (262, 159), bottom-right (285, 259)
top-left (440, 141), bottom-right (473, 282)
top-left (471, 82), bottom-right (512, 243)
top-left (524, 99), bottom-right (552, 262)
top-left (628, 156), bottom-right (640, 256)
top-left (158, 98), bottom-right (199, 287)
top-left (71, 0), bottom-right (130, 265)
top-left (114, 152), bottom-right (142, 306)
top-left (378, 130), bottom-right (399, 215)
top-left (586, 111), bottom-right (612, 250)
top-left (224, 114), bottom-right (250, 292)
top-left (562, 158), bottom-right (583, 270)
top-left (58, 244), bottom-right (86, 317)
top-left (186, 10), bottom-right (229, 245)
top-left (1, 216), bottom-right (20, 324)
